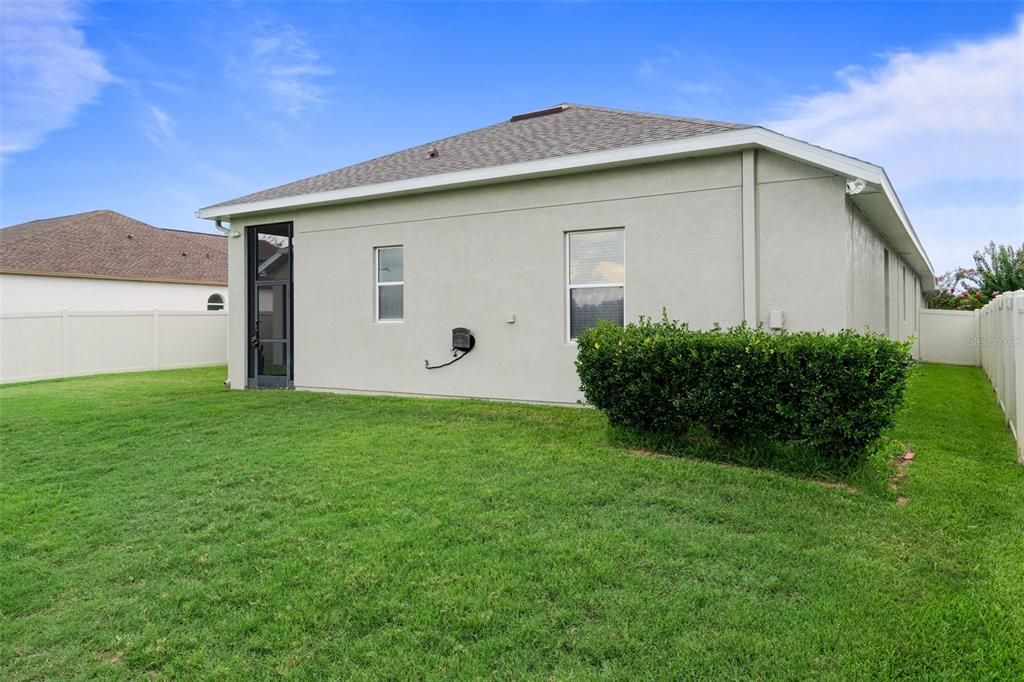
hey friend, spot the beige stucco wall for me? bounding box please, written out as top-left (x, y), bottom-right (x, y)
top-left (848, 205), bottom-right (889, 334)
top-left (845, 202), bottom-right (922, 356)
top-left (0, 273), bottom-right (227, 313)
top-left (224, 150), bottom-right (922, 402)
top-left (756, 154), bottom-right (850, 332)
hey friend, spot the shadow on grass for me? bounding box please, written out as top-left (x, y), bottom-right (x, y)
top-left (609, 424), bottom-right (903, 497)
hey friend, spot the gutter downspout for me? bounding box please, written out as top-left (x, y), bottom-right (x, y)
top-left (213, 219), bottom-right (240, 238)
top-left (741, 149), bottom-right (759, 326)
top-left (208, 217), bottom-right (238, 390)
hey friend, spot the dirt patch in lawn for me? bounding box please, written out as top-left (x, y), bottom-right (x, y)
top-left (890, 447), bottom-right (915, 505)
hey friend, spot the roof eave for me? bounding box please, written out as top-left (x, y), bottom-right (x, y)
top-left (0, 269), bottom-right (228, 287)
top-left (197, 128), bottom-right (768, 220)
top-left (198, 127), bottom-right (934, 286)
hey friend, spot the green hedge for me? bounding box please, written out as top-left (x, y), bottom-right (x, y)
top-left (575, 316), bottom-right (915, 463)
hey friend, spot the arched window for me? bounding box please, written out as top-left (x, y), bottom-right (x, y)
top-left (207, 294), bottom-right (225, 311)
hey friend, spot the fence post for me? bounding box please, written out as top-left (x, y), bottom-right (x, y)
top-left (972, 309), bottom-right (981, 366)
top-left (1001, 296), bottom-right (1010, 416)
top-left (1014, 292), bottom-right (1024, 465)
top-left (61, 309), bottom-right (71, 379)
top-left (153, 309), bottom-right (161, 371)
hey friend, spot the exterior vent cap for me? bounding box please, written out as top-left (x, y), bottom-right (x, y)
top-left (510, 105), bottom-right (568, 122)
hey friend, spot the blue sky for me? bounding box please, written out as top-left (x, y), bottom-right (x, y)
top-left (2, 1), bottom-right (1021, 274)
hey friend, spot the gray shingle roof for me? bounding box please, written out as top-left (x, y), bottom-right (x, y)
top-left (207, 104), bottom-right (750, 209)
top-left (0, 210), bottom-right (227, 284)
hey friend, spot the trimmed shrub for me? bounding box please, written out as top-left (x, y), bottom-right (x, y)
top-left (575, 315), bottom-right (915, 463)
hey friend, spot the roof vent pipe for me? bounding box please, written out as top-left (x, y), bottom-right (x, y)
top-left (510, 105), bottom-right (568, 122)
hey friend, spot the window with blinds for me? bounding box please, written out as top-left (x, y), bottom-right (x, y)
top-left (566, 229), bottom-right (624, 340)
top-left (376, 246), bottom-right (404, 321)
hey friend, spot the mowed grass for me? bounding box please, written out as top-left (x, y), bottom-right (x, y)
top-left (1, 364), bottom-right (1022, 679)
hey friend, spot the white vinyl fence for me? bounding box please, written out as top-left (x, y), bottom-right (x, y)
top-left (0, 309), bottom-right (227, 384)
top-left (919, 309), bottom-right (981, 366)
top-left (921, 291), bottom-right (1023, 464)
top-left (978, 291), bottom-right (1024, 464)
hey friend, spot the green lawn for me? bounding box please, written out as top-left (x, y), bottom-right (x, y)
top-left (2, 364), bottom-right (1022, 679)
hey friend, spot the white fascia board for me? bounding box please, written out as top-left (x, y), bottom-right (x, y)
top-left (748, 132), bottom-right (935, 287)
top-left (879, 170), bottom-right (936, 278)
top-left (746, 128), bottom-right (884, 184)
top-left (198, 126), bottom-right (934, 285)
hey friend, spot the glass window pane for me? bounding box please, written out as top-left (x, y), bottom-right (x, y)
top-left (569, 230), bottom-right (623, 285)
top-left (378, 247), bottom-right (403, 283)
top-left (256, 231), bottom-right (290, 280)
top-left (378, 284), bottom-right (404, 320)
top-left (258, 342), bottom-right (287, 376)
top-left (257, 284), bottom-right (287, 339)
top-left (570, 286), bottom-right (623, 339)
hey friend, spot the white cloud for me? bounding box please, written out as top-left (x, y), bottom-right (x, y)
top-left (900, 198), bottom-right (1024, 274)
top-left (768, 16), bottom-right (1024, 272)
top-left (0, 0), bottom-right (113, 161)
top-left (192, 162), bottom-right (246, 192)
top-left (637, 46), bottom-right (722, 98)
top-left (636, 46), bottom-right (682, 79)
top-left (674, 82), bottom-right (723, 96)
top-left (143, 105), bottom-right (175, 149)
top-left (227, 22), bottom-right (331, 117)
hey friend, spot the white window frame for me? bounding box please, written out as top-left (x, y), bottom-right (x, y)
top-left (375, 245), bottom-right (404, 322)
top-left (902, 265), bottom-right (907, 322)
top-left (206, 293), bottom-right (225, 311)
top-left (565, 227), bottom-right (625, 343)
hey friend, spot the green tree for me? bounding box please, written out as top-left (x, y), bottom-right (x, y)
top-left (926, 268), bottom-right (978, 310)
top-left (926, 242), bottom-right (1023, 310)
top-left (972, 241), bottom-right (1024, 299)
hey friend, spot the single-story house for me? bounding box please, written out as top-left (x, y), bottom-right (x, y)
top-left (0, 210), bottom-right (228, 313)
top-left (198, 104), bottom-right (934, 402)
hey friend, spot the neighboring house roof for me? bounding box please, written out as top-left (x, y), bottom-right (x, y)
top-left (207, 104), bottom-right (750, 209)
top-left (0, 210), bottom-right (227, 285)
top-left (198, 103), bottom-right (934, 289)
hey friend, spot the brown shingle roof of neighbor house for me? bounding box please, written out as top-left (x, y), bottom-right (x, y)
top-left (0, 210), bottom-right (227, 285)
top-left (207, 103), bottom-right (751, 208)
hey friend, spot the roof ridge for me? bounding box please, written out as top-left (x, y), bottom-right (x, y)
top-left (0, 210), bottom-right (209, 235)
top-left (560, 103), bottom-right (749, 128)
top-left (216, 114), bottom-right (525, 207)
top-left (1, 210), bottom-right (228, 282)
top-left (202, 103), bottom-right (753, 210)
top-left (2, 208), bottom-right (121, 229)
top-left (296, 102), bottom-right (744, 169)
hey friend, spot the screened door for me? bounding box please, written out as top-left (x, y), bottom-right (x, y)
top-left (247, 223), bottom-right (293, 388)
